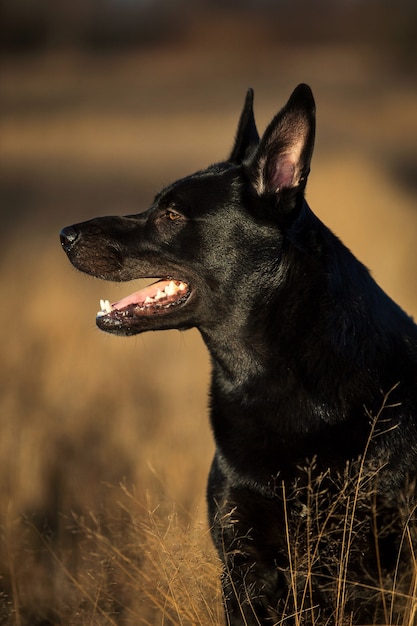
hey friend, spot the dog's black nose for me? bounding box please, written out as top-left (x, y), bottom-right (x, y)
top-left (60, 225), bottom-right (79, 252)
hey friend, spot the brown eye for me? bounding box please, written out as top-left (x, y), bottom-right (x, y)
top-left (166, 209), bottom-right (182, 221)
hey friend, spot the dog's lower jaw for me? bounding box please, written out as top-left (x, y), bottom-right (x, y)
top-left (95, 302), bottom-right (195, 336)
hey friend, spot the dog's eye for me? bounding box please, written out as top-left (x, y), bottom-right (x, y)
top-left (165, 209), bottom-right (183, 221)
top-left (155, 207), bottom-right (185, 229)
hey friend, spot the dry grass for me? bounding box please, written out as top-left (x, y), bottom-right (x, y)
top-left (0, 231), bottom-right (218, 624)
top-left (281, 397), bottom-right (417, 625)
top-left (0, 46), bottom-right (416, 624)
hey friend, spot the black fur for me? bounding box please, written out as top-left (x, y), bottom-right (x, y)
top-left (60, 85), bottom-right (417, 624)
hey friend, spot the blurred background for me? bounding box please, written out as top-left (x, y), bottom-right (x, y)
top-left (1, 1), bottom-right (416, 624)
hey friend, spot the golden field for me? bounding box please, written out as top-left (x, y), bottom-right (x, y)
top-left (0, 39), bottom-right (416, 624)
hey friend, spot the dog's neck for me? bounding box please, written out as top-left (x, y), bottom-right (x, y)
top-left (198, 208), bottom-right (415, 480)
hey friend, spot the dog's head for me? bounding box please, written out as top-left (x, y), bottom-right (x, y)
top-left (60, 85), bottom-right (315, 337)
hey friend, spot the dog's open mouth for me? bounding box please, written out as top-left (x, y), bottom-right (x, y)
top-left (96, 279), bottom-right (190, 324)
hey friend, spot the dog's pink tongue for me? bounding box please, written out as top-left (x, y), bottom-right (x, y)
top-left (112, 280), bottom-right (170, 310)
top-left (109, 279), bottom-right (189, 312)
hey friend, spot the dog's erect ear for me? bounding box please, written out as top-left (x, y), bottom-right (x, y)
top-left (247, 84), bottom-right (315, 202)
top-left (229, 88), bottom-right (260, 165)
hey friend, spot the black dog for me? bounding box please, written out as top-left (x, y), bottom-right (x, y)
top-left (60, 85), bottom-right (417, 624)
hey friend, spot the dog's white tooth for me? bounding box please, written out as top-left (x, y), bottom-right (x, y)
top-left (144, 296), bottom-right (153, 304)
top-left (178, 282), bottom-right (187, 291)
top-left (99, 299), bottom-right (113, 313)
top-left (165, 281), bottom-right (177, 296)
top-left (97, 310), bottom-right (106, 317)
top-left (155, 289), bottom-right (164, 300)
